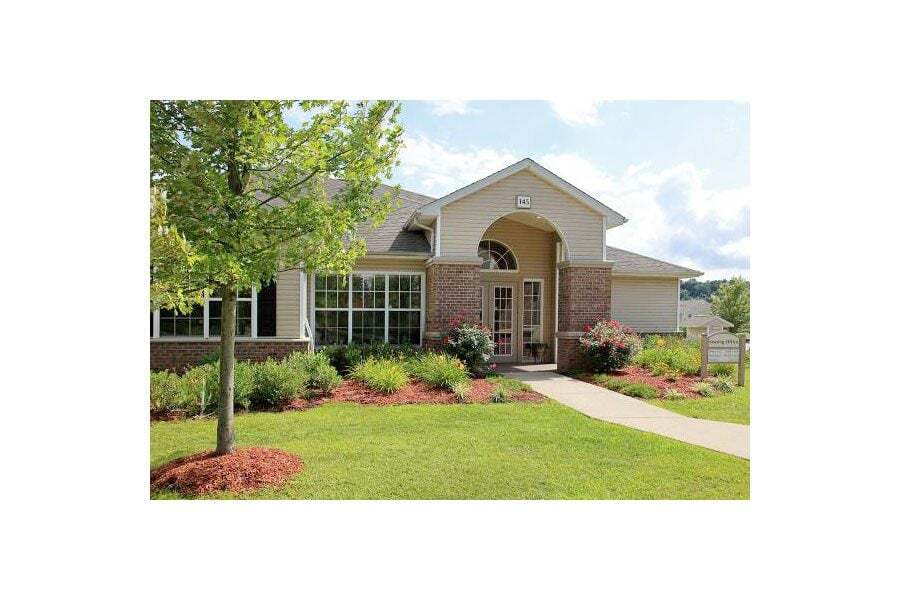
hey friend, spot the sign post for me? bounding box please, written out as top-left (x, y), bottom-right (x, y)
top-left (702, 331), bottom-right (746, 386)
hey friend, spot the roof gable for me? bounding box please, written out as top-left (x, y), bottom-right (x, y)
top-left (608, 246), bottom-right (703, 278)
top-left (418, 158), bottom-right (627, 227)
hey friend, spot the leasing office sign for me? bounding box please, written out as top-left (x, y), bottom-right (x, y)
top-left (701, 331), bottom-right (747, 386)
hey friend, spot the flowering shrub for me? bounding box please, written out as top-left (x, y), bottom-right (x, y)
top-left (578, 319), bottom-right (642, 373)
top-left (444, 316), bottom-right (494, 376)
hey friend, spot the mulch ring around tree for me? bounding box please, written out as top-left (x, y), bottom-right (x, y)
top-left (150, 447), bottom-right (303, 496)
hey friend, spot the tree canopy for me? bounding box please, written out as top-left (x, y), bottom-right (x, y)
top-left (711, 277), bottom-right (750, 334)
top-left (149, 100), bottom-right (403, 309)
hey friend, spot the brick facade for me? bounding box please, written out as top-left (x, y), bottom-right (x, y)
top-left (424, 261), bottom-right (482, 348)
top-left (556, 264), bottom-right (612, 370)
top-left (151, 339), bottom-right (309, 372)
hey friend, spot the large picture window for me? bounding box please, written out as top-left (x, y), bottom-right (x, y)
top-left (314, 272), bottom-right (423, 346)
top-left (208, 288), bottom-right (253, 337)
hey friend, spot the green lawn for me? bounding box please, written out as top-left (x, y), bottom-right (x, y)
top-left (151, 400), bottom-right (749, 500)
top-left (647, 369), bottom-right (750, 425)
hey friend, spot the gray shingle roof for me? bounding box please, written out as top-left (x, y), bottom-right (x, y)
top-left (323, 179), bottom-right (433, 254)
top-left (681, 299), bottom-right (712, 317)
top-left (681, 314), bottom-right (733, 328)
top-left (607, 246), bottom-right (703, 278)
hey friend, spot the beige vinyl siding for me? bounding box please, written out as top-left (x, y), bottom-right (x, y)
top-left (478, 218), bottom-right (557, 359)
top-left (440, 170), bottom-right (605, 261)
top-left (353, 256), bottom-right (427, 272)
top-left (611, 276), bottom-right (679, 333)
top-left (275, 269), bottom-right (302, 337)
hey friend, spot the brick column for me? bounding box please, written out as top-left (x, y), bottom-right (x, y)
top-left (556, 262), bottom-right (612, 371)
top-left (425, 259), bottom-right (482, 348)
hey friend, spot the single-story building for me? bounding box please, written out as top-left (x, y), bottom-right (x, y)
top-left (150, 158), bottom-right (702, 371)
top-left (680, 298), bottom-right (712, 319)
top-left (682, 314), bottom-right (733, 341)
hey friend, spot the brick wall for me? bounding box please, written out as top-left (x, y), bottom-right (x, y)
top-left (425, 262), bottom-right (482, 342)
top-left (556, 265), bottom-right (612, 370)
top-left (150, 340), bottom-right (309, 372)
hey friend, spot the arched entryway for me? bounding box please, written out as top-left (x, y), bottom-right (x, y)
top-left (476, 211), bottom-right (567, 364)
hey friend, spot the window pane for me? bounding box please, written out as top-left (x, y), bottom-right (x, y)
top-left (209, 301), bottom-right (221, 318)
top-left (209, 319), bottom-right (221, 336)
top-left (400, 275), bottom-right (410, 291)
top-left (237, 301), bottom-right (251, 319)
top-left (411, 276), bottom-right (421, 292)
top-left (410, 293), bottom-right (420, 309)
top-left (389, 275), bottom-right (400, 291)
top-left (160, 318), bottom-right (174, 335)
top-left (175, 318), bottom-right (190, 336)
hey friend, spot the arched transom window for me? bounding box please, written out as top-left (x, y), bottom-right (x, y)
top-left (478, 240), bottom-right (518, 270)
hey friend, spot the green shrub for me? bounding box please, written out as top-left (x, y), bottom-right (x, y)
top-left (351, 358), bottom-right (409, 393)
top-left (150, 371), bottom-right (185, 413)
top-left (619, 382), bottom-right (658, 399)
top-left (283, 351), bottom-right (341, 394)
top-left (199, 361), bottom-right (254, 411)
top-left (490, 386), bottom-right (509, 403)
top-left (693, 381), bottom-right (716, 397)
top-left (322, 342), bottom-right (423, 375)
top-left (663, 388), bottom-right (687, 401)
top-left (180, 363), bottom-right (216, 414)
top-left (450, 379), bottom-right (471, 402)
top-left (591, 373), bottom-right (628, 392)
top-left (709, 376), bottom-right (735, 394)
top-left (664, 369), bottom-right (682, 382)
top-left (650, 362), bottom-right (668, 377)
top-left (709, 363), bottom-right (735, 377)
top-left (634, 336), bottom-right (701, 375)
top-left (444, 319), bottom-right (494, 375)
top-left (249, 359), bottom-right (306, 406)
top-left (407, 353), bottom-right (469, 390)
top-left (579, 320), bottom-right (643, 373)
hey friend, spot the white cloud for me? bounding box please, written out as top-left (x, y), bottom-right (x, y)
top-left (539, 153), bottom-right (750, 277)
top-left (397, 134), bottom-right (517, 194)
top-left (718, 236), bottom-right (750, 259)
top-left (430, 100), bottom-right (475, 116)
top-left (549, 100), bottom-right (604, 126)
top-left (393, 137), bottom-right (749, 279)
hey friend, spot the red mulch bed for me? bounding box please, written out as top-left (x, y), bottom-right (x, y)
top-left (326, 379), bottom-right (509, 405)
top-left (150, 447), bottom-right (303, 495)
top-left (580, 366), bottom-right (703, 398)
top-left (150, 378), bottom-right (545, 420)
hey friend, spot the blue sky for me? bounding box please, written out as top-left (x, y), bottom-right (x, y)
top-left (388, 101), bottom-right (749, 281)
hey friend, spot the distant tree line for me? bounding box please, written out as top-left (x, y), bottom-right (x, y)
top-left (680, 278), bottom-right (725, 300)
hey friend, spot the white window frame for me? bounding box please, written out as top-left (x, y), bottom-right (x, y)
top-left (478, 239), bottom-right (519, 273)
top-left (151, 286), bottom-right (257, 340)
top-left (522, 278), bottom-right (544, 358)
top-left (310, 270), bottom-right (426, 346)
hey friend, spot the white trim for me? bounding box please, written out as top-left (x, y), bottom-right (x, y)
top-left (310, 270), bottom-right (426, 347)
top-left (153, 310), bottom-right (160, 339)
top-left (601, 215), bottom-right (607, 261)
top-left (554, 265), bottom-right (559, 362)
top-left (435, 212), bottom-right (441, 257)
top-left (676, 279), bottom-right (681, 330)
top-left (203, 299), bottom-right (209, 338)
top-left (490, 284), bottom-right (515, 360)
top-left (521, 278), bottom-right (545, 360)
top-left (419, 158), bottom-right (628, 227)
top-left (478, 238), bottom-right (519, 272)
top-left (251, 286), bottom-right (258, 338)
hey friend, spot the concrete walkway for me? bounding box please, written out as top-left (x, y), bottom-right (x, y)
top-left (501, 364), bottom-right (749, 459)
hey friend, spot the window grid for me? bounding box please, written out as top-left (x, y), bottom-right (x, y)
top-left (314, 272), bottom-right (423, 346)
top-left (158, 288), bottom-right (255, 338)
top-left (493, 286), bottom-right (513, 356)
top-left (478, 240), bottom-right (518, 270)
top-left (523, 280), bottom-right (542, 345)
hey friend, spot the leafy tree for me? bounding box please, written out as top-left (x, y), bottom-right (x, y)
top-left (711, 277), bottom-right (750, 333)
top-left (150, 100), bottom-right (402, 455)
top-left (680, 278), bottom-right (724, 300)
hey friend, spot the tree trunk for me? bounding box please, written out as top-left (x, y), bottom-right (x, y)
top-left (216, 285), bottom-right (237, 455)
